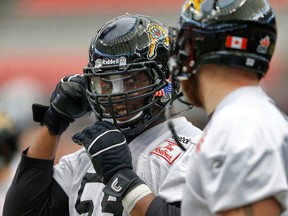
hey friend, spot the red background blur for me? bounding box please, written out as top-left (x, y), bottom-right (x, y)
top-left (0, 0), bottom-right (287, 129)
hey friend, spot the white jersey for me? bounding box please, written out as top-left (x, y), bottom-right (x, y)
top-left (53, 117), bottom-right (202, 216)
top-left (182, 86), bottom-right (288, 216)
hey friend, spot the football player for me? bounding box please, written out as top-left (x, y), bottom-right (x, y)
top-left (3, 14), bottom-right (202, 216)
top-left (171, 0), bottom-right (288, 215)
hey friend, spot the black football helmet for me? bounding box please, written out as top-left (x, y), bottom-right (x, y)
top-left (171, 0), bottom-right (277, 80)
top-left (84, 14), bottom-right (174, 136)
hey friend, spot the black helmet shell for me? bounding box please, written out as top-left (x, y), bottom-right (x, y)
top-left (176, 0), bottom-right (277, 77)
top-left (84, 14), bottom-right (173, 136)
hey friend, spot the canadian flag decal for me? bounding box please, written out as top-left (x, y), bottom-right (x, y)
top-left (226, 36), bottom-right (248, 50)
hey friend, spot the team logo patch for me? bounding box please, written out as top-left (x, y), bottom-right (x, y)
top-left (146, 23), bottom-right (169, 59)
top-left (150, 138), bottom-right (183, 165)
top-left (257, 35), bottom-right (270, 54)
top-left (150, 135), bottom-right (195, 164)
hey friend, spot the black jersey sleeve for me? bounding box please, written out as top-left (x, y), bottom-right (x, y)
top-left (3, 149), bottom-right (69, 216)
top-left (145, 197), bottom-right (181, 216)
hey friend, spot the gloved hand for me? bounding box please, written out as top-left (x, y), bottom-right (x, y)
top-left (33, 74), bottom-right (91, 135)
top-left (72, 121), bottom-right (132, 184)
top-left (72, 121), bottom-right (144, 198)
top-left (73, 121), bottom-right (153, 212)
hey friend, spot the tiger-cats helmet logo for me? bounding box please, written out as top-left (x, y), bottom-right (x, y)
top-left (184, 0), bottom-right (205, 13)
top-left (183, 0), bottom-right (206, 20)
top-left (146, 23), bottom-right (169, 59)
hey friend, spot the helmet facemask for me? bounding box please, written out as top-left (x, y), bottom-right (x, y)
top-left (84, 59), bottom-right (169, 136)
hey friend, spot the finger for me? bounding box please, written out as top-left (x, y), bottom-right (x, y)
top-left (67, 74), bottom-right (86, 86)
top-left (72, 133), bottom-right (86, 146)
top-left (61, 74), bottom-right (84, 84)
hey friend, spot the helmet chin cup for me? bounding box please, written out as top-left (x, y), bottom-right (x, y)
top-left (116, 112), bottom-right (143, 124)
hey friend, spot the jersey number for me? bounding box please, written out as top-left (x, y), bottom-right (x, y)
top-left (75, 172), bottom-right (124, 216)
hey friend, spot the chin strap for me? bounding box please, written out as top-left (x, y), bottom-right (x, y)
top-left (165, 94), bottom-right (193, 151)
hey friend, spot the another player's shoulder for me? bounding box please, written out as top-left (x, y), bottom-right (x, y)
top-left (173, 116), bottom-right (202, 136)
top-left (204, 87), bottom-right (287, 150)
top-left (214, 86), bottom-right (285, 125)
top-left (56, 147), bottom-right (89, 168)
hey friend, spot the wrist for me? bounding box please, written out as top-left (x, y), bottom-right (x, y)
top-left (103, 169), bottom-right (152, 212)
top-left (32, 103), bottom-right (70, 135)
top-left (42, 108), bottom-right (70, 135)
top-left (102, 169), bottom-right (152, 213)
top-left (103, 169), bottom-right (143, 198)
top-left (122, 184), bottom-right (152, 213)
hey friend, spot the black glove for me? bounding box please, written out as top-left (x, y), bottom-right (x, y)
top-left (72, 121), bottom-right (143, 198)
top-left (33, 74), bottom-right (91, 135)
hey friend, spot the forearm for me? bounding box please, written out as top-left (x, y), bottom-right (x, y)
top-left (130, 193), bottom-right (155, 216)
top-left (101, 168), bottom-right (181, 216)
top-left (116, 178), bottom-right (180, 216)
top-left (3, 150), bottom-right (54, 215)
top-left (129, 194), bottom-right (181, 216)
top-left (3, 148), bottom-right (69, 216)
top-left (122, 186), bottom-right (155, 216)
top-left (219, 197), bottom-right (281, 216)
top-left (27, 125), bottom-right (60, 160)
